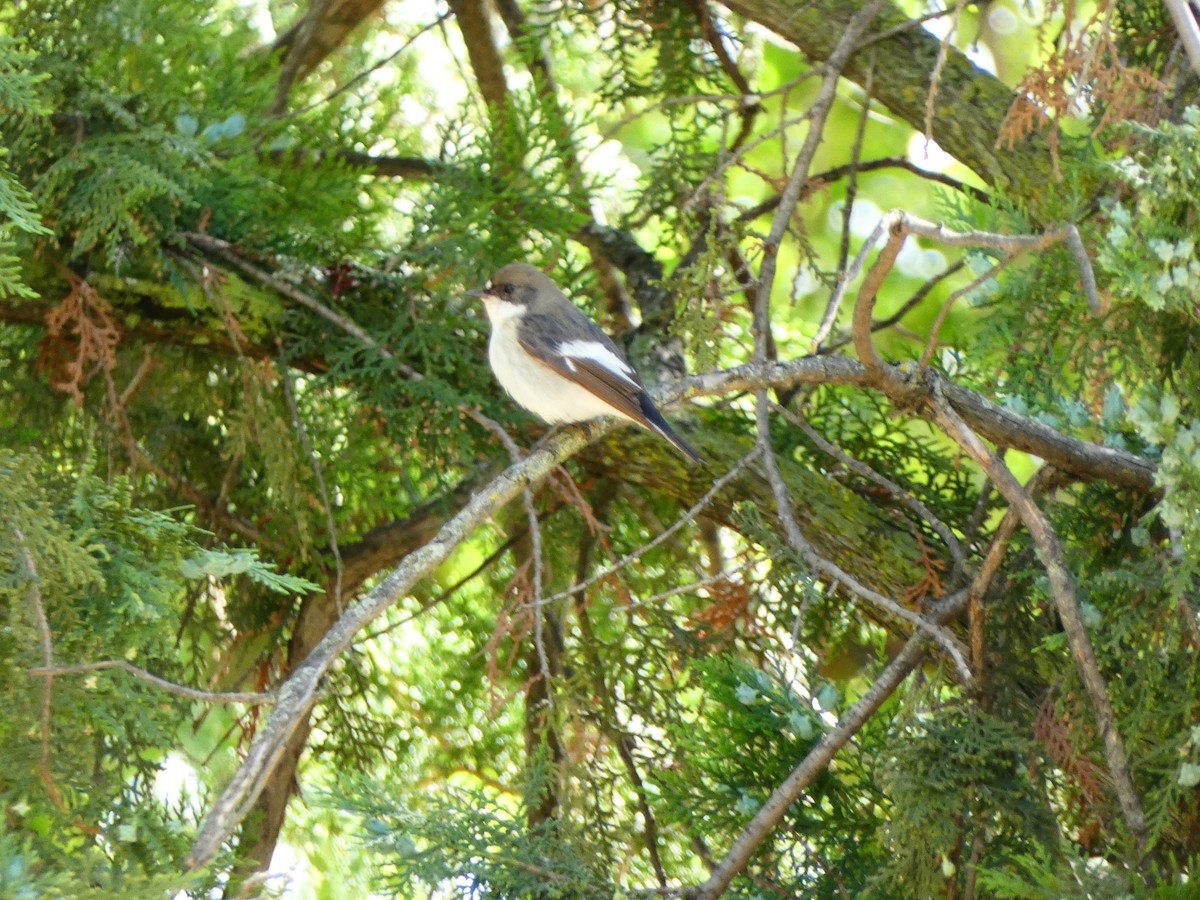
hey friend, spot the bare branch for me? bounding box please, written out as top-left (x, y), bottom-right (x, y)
top-left (473, 415), bottom-right (549, 682)
top-left (10, 526), bottom-right (65, 810)
top-left (755, 395), bottom-right (971, 680)
top-left (1164, 0), bottom-right (1200, 77)
top-left (183, 233), bottom-right (420, 379)
top-left (531, 447), bottom-right (763, 609)
top-left (29, 660), bottom-right (274, 705)
top-left (753, 0), bottom-right (888, 358)
top-left (848, 210), bottom-right (1099, 388)
top-left (671, 355), bottom-right (1155, 493)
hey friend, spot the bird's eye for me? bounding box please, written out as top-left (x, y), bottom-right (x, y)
top-left (502, 283), bottom-right (515, 296)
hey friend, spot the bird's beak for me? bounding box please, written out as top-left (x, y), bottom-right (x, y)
top-left (466, 285), bottom-right (491, 299)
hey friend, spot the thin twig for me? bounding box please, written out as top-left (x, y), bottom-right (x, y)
top-left (756, 396), bottom-right (971, 680)
top-left (527, 448), bottom-right (763, 610)
top-left (12, 526), bottom-right (65, 810)
top-left (966, 466), bottom-right (1063, 694)
top-left (753, 0), bottom-right (888, 357)
top-left (925, 0), bottom-right (967, 142)
top-left (184, 234), bottom-right (521, 450)
top-left (291, 14), bottom-right (451, 117)
top-left (813, 64), bottom-right (875, 349)
top-left (618, 558), bottom-right (762, 613)
top-left (1065, 223), bottom-right (1102, 313)
top-left (735, 158), bottom-right (993, 226)
top-left (280, 363), bottom-right (344, 613)
top-left (568, 490), bottom-right (669, 887)
top-left (29, 660), bottom-right (274, 704)
top-left (811, 215), bottom-right (887, 355)
top-left (819, 258), bottom-right (967, 354)
top-left (917, 252), bottom-right (1018, 371)
top-left (474, 417), bottom-right (549, 681)
top-left (184, 233), bottom-right (420, 377)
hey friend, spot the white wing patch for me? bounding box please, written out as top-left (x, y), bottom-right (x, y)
top-left (557, 339), bottom-right (639, 387)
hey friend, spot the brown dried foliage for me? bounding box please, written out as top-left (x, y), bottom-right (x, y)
top-left (1000, 0), bottom-right (1165, 176)
top-left (687, 577), bottom-right (754, 640)
top-left (1033, 690), bottom-right (1106, 850)
top-left (38, 275), bottom-right (122, 405)
top-left (903, 529), bottom-right (946, 606)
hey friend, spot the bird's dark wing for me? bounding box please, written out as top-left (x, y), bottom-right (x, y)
top-left (517, 309), bottom-right (649, 423)
top-left (518, 308), bottom-right (704, 464)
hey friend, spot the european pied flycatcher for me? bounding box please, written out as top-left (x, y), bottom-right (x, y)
top-left (469, 263), bottom-right (702, 464)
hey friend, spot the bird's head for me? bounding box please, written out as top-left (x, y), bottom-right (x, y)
top-left (467, 263), bottom-right (564, 318)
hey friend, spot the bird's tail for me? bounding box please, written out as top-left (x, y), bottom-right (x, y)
top-left (637, 394), bottom-right (704, 465)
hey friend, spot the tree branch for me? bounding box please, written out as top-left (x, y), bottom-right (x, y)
top-left (691, 587), bottom-right (971, 898)
top-left (928, 385), bottom-right (1148, 854)
top-left (28, 660), bottom-right (273, 705)
top-left (719, 0), bottom-right (1055, 211)
top-left (186, 424), bottom-right (594, 870)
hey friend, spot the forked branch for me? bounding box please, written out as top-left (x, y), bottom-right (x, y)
top-left (929, 387), bottom-right (1148, 854)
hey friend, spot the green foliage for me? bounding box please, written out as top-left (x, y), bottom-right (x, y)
top-left (656, 656), bottom-right (886, 895)
top-left (1097, 110), bottom-right (1200, 318)
top-left (0, 451), bottom-right (281, 894)
top-left (876, 701), bottom-right (1055, 897)
top-left (334, 776), bottom-right (610, 898)
top-left (0, 37), bottom-right (50, 300)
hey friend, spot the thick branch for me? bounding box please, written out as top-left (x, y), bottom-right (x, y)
top-left (674, 357), bottom-right (1156, 493)
top-left (186, 425), bottom-right (593, 870)
top-left (271, 0), bottom-right (386, 81)
top-left (719, 0), bottom-right (1056, 209)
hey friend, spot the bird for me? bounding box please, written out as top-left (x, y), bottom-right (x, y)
top-left (469, 263), bottom-right (703, 464)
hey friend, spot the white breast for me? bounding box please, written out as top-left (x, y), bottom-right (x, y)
top-left (484, 302), bottom-right (630, 425)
